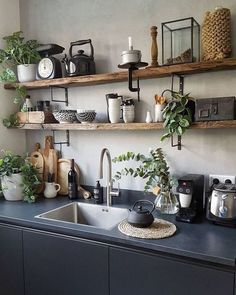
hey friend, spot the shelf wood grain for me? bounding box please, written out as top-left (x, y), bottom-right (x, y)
top-left (12, 120), bottom-right (236, 131)
top-left (4, 58), bottom-right (236, 90)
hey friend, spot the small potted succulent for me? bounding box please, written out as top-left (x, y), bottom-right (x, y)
top-left (0, 151), bottom-right (41, 203)
top-left (113, 147), bottom-right (178, 214)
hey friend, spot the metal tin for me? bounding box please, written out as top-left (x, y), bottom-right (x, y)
top-left (195, 96), bottom-right (236, 121)
top-left (121, 50), bottom-right (141, 64)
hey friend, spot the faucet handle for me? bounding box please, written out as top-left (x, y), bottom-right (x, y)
top-left (110, 182), bottom-right (120, 197)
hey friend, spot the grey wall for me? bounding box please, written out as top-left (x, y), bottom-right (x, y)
top-left (19, 0), bottom-right (236, 191)
top-left (0, 0), bottom-right (26, 154)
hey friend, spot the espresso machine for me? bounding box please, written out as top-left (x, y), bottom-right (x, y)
top-left (175, 174), bottom-right (204, 223)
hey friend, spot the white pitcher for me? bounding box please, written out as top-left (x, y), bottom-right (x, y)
top-left (44, 182), bottom-right (61, 199)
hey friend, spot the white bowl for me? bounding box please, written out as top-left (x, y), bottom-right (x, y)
top-left (76, 111), bottom-right (96, 123)
top-left (77, 109), bottom-right (95, 114)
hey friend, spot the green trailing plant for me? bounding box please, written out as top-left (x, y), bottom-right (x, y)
top-left (113, 147), bottom-right (175, 193)
top-left (2, 113), bottom-right (19, 128)
top-left (1, 84), bottom-right (26, 127)
top-left (0, 31), bottom-right (40, 67)
top-left (0, 151), bottom-right (41, 203)
top-left (0, 32), bottom-right (37, 127)
top-left (160, 90), bottom-right (193, 142)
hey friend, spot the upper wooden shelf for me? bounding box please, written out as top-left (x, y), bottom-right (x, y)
top-left (13, 120), bottom-right (236, 131)
top-left (4, 58), bottom-right (236, 90)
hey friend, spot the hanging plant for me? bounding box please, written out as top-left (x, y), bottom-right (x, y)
top-left (160, 90), bottom-right (194, 142)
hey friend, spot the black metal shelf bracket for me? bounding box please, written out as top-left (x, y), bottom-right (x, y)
top-left (171, 73), bottom-right (184, 94)
top-left (50, 86), bottom-right (69, 106)
top-left (118, 62), bottom-right (147, 102)
top-left (169, 74), bottom-right (185, 150)
top-left (52, 130), bottom-right (70, 156)
top-left (171, 134), bottom-right (182, 150)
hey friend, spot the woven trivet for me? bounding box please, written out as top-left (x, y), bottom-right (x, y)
top-left (118, 218), bottom-right (176, 239)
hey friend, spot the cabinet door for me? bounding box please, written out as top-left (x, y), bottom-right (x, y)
top-left (23, 230), bottom-right (109, 295)
top-left (0, 224), bottom-right (24, 295)
top-left (110, 247), bottom-right (234, 295)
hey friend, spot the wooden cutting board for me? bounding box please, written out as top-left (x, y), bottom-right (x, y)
top-left (43, 136), bottom-right (58, 182)
top-left (30, 144), bottom-right (44, 193)
top-left (30, 151), bottom-right (44, 180)
top-left (57, 159), bottom-right (91, 199)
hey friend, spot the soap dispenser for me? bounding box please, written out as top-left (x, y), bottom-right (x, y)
top-left (93, 181), bottom-right (103, 204)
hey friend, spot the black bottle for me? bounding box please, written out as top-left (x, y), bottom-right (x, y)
top-left (93, 181), bottom-right (103, 204)
top-left (68, 159), bottom-right (78, 199)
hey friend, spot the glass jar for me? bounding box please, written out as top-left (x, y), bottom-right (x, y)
top-left (155, 191), bottom-right (179, 214)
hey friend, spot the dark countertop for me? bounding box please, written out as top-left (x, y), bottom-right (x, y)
top-left (0, 196), bottom-right (236, 268)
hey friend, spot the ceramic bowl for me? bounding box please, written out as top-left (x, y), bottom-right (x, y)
top-left (76, 110), bottom-right (96, 123)
top-left (53, 110), bottom-right (77, 123)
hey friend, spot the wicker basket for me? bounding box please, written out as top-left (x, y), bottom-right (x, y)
top-left (202, 7), bottom-right (232, 61)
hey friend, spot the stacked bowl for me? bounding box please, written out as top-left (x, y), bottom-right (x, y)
top-left (53, 110), bottom-right (77, 123)
top-left (76, 109), bottom-right (97, 123)
top-left (123, 105), bottom-right (135, 123)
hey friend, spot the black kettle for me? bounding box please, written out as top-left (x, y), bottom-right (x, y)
top-left (127, 200), bottom-right (155, 228)
top-left (62, 39), bottom-right (96, 77)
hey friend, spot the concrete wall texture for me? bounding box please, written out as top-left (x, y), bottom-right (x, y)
top-left (0, 0), bottom-right (26, 154)
top-left (18, 0), bottom-right (236, 190)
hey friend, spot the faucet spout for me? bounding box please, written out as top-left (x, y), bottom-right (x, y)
top-left (98, 148), bottom-right (119, 207)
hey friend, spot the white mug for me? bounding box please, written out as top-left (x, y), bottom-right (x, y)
top-left (44, 182), bottom-right (61, 199)
top-left (179, 193), bottom-right (192, 208)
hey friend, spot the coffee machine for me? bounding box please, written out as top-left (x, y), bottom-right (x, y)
top-left (175, 174), bottom-right (204, 223)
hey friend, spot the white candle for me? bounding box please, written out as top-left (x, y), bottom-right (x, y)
top-left (128, 36), bottom-right (133, 50)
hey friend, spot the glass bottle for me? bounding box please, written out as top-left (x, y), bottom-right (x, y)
top-left (68, 159), bottom-right (78, 199)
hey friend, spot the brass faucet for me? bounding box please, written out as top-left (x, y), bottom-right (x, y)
top-left (99, 148), bottom-right (119, 206)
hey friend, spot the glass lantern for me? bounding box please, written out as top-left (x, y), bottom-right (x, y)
top-left (162, 17), bottom-right (200, 65)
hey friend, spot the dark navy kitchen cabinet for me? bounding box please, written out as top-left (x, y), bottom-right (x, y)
top-left (23, 230), bottom-right (109, 295)
top-left (110, 247), bottom-right (235, 295)
top-left (0, 224), bottom-right (24, 295)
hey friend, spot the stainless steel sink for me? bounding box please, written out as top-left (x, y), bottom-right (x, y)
top-left (35, 202), bottom-right (129, 230)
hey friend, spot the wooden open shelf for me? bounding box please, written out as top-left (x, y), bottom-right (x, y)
top-left (4, 58), bottom-right (236, 90)
top-left (13, 120), bottom-right (236, 131)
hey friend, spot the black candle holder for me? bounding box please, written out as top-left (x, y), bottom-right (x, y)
top-left (118, 62), bottom-right (148, 101)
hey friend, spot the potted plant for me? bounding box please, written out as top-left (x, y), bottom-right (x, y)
top-left (0, 31), bottom-right (40, 82)
top-left (0, 31), bottom-right (40, 127)
top-left (160, 90), bottom-right (194, 142)
top-left (0, 151), bottom-right (41, 202)
top-left (113, 147), bottom-right (178, 214)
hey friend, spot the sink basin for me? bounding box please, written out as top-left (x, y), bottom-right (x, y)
top-left (35, 202), bottom-right (129, 230)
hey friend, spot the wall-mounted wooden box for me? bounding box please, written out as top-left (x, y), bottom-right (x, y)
top-left (17, 111), bottom-right (58, 124)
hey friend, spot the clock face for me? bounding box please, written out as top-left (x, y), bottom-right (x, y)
top-left (37, 58), bottom-right (54, 79)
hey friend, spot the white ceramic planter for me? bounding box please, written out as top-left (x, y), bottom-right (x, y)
top-left (1, 173), bottom-right (24, 201)
top-left (154, 103), bottom-right (166, 122)
top-left (17, 64), bottom-right (36, 82)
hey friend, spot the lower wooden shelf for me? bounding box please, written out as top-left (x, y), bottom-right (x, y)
top-left (12, 120), bottom-right (236, 131)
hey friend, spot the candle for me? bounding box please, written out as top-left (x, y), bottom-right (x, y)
top-left (128, 36), bottom-right (133, 50)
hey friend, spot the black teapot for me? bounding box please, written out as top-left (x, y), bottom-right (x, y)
top-left (127, 200), bottom-right (155, 228)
